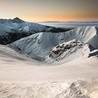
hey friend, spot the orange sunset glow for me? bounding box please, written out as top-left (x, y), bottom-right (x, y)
top-left (0, 0), bottom-right (98, 22)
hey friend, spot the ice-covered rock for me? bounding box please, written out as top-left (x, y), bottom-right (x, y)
top-left (46, 41), bottom-right (90, 64)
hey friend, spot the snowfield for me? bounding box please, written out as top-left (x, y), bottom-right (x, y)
top-left (0, 45), bottom-right (98, 81)
top-left (0, 80), bottom-right (98, 98)
top-left (0, 19), bottom-right (98, 98)
top-left (0, 44), bottom-right (98, 97)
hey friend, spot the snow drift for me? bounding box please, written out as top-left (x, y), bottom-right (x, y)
top-left (0, 80), bottom-right (98, 98)
top-left (9, 26), bottom-right (97, 63)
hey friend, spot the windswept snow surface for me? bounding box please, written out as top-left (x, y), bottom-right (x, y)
top-left (9, 26), bottom-right (97, 63)
top-left (0, 80), bottom-right (98, 98)
top-left (0, 44), bottom-right (98, 97)
top-left (0, 44), bottom-right (98, 81)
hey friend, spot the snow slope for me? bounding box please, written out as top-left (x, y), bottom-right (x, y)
top-left (0, 44), bottom-right (98, 98)
top-left (9, 26), bottom-right (97, 63)
top-left (0, 44), bottom-right (98, 81)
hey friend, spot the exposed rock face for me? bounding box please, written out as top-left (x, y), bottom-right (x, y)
top-left (12, 17), bottom-right (24, 23)
top-left (49, 39), bottom-right (83, 59)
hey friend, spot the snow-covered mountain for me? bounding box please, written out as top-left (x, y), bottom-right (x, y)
top-left (9, 26), bottom-right (97, 63)
top-left (1, 18), bottom-right (97, 64)
top-left (0, 19), bottom-right (98, 63)
top-left (0, 18), bottom-right (68, 44)
top-left (0, 19), bottom-right (98, 98)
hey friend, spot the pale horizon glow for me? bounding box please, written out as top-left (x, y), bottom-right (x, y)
top-left (0, 0), bottom-right (98, 22)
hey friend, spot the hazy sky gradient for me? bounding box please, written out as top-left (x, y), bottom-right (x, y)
top-left (0, 0), bottom-right (98, 22)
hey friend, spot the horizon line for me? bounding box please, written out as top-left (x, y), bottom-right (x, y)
top-left (0, 17), bottom-right (98, 23)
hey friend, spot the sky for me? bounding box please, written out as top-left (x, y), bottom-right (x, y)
top-left (0, 0), bottom-right (98, 22)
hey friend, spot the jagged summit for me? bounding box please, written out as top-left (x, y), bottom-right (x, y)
top-left (12, 17), bottom-right (24, 23)
top-left (0, 17), bottom-right (24, 23)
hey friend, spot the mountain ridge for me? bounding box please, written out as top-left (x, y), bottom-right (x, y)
top-left (9, 26), bottom-right (97, 63)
